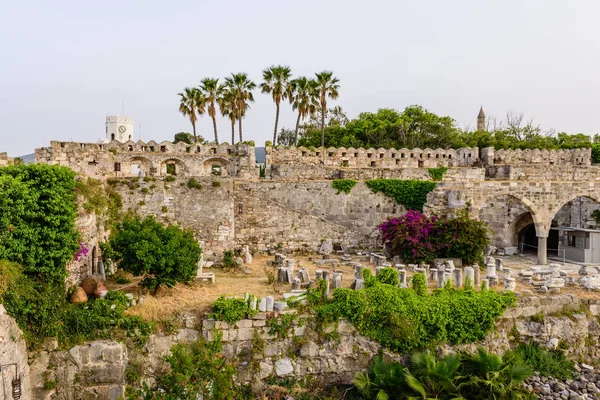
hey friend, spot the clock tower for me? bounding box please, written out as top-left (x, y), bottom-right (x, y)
top-left (105, 115), bottom-right (134, 142)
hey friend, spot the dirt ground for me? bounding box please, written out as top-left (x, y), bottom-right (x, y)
top-left (106, 253), bottom-right (600, 322)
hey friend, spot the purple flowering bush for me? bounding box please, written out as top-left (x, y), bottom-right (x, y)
top-left (378, 210), bottom-right (489, 265)
top-left (74, 242), bottom-right (89, 262)
top-left (378, 210), bottom-right (439, 263)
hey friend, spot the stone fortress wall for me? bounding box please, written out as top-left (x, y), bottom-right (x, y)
top-left (0, 152), bottom-right (14, 166)
top-left (35, 140), bottom-right (256, 180)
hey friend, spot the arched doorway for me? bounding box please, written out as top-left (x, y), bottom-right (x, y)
top-left (91, 246), bottom-right (97, 274)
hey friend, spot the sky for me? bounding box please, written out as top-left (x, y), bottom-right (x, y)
top-left (1, 0), bottom-right (599, 157)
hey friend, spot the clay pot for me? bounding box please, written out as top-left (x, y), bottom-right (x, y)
top-left (94, 282), bottom-right (108, 299)
top-left (70, 287), bottom-right (88, 304)
top-left (80, 276), bottom-right (98, 296)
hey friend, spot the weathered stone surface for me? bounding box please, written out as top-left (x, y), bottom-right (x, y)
top-left (275, 358), bottom-right (294, 376)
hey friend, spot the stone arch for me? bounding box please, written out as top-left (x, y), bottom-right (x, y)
top-left (160, 158), bottom-right (186, 176)
top-left (477, 194), bottom-right (542, 253)
top-left (548, 193), bottom-right (600, 228)
top-left (127, 156), bottom-right (153, 177)
top-left (474, 192), bottom-right (545, 236)
top-left (203, 157), bottom-right (231, 176)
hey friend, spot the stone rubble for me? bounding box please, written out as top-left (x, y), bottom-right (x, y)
top-left (525, 364), bottom-right (600, 400)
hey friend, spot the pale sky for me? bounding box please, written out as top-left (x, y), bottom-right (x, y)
top-left (1, 0), bottom-right (599, 156)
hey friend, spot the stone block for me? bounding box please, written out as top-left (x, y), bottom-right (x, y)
top-left (236, 327), bottom-right (254, 341)
top-left (253, 319), bottom-right (266, 327)
top-left (235, 319), bottom-right (253, 329)
top-left (275, 358), bottom-right (294, 376)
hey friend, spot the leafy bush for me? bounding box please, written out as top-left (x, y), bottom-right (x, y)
top-left (1, 261), bottom-right (152, 349)
top-left (316, 280), bottom-right (515, 353)
top-left (165, 175), bottom-right (176, 183)
top-left (505, 342), bottom-right (574, 379)
top-left (411, 273), bottom-right (427, 296)
top-left (378, 210), bottom-right (490, 265)
top-left (365, 179), bottom-right (437, 211)
top-left (0, 164), bottom-right (79, 283)
top-left (592, 143), bottom-right (600, 164)
top-left (428, 166), bottom-right (448, 181)
top-left (375, 267), bottom-right (398, 286)
top-left (378, 210), bottom-right (439, 263)
top-left (109, 215), bottom-right (202, 294)
top-left (332, 179), bottom-right (357, 194)
top-left (210, 296), bottom-right (252, 324)
top-left (435, 209), bottom-right (489, 265)
top-left (128, 336), bottom-right (246, 400)
top-left (354, 348), bottom-right (534, 400)
top-left (222, 250), bottom-right (236, 268)
top-left (259, 164), bottom-right (266, 178)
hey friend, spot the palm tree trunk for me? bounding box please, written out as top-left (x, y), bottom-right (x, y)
top-left (231, 119), bottom-right (235, 144)
top-left (238, 118), bottom-right (243, 143)
top-left (273, 102), bottom-right (280, 145)
top-left (320, 105), bottom-right (326, 147)
top-left (294, 112), bottom-right (302, 146)
top-left (212, 112), bottom-right (219, 145)
top-left (192, 120), bottom-right (197, 143)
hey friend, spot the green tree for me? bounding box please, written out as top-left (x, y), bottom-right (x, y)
top-left (290, 76), bottom-right (318, 145)
top-left (276, 128), bottom-right (296, 146)
top-left (199, 78), bottom-right (223, 145)
top-left (109, 215), bottom-right (202, 294)
top-left (177, 87), bottom-right (204, 143)
top-left (314, 71), bottom-right (340, 147)
top-left (260, 65), bottom-right (293, 145)
top-left (435, 209), bottom-right (490, 265)
top-left (173, 132), bottom-right (194, 144)
top-left (224, 73), bottom-right (256, 143)
top-left (217, 84), bottom-right (238, 144)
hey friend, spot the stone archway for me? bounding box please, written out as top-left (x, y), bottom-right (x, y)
top-left (91, 246), bottom-right (97, 274)
top-left (160, 158), bottom-right (186, 176)
top-left (202, 157), bottom-right (231, 177)
top-left (127, 156), bottom-right (152, 177)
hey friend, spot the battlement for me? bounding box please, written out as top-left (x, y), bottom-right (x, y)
top-left (0, 152), bottom-right (14, 167)
top-left (266, 146), bottom-right (480, 168)
top-left (35, 140), bottom-right (256, 180)
top-left (482, 147), bottom-right (590, 166)
top-left (106, 115), bottom-right (134, 124)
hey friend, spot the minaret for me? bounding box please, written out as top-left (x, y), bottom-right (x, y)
top-left (477, 106), bottom-right (486, 132)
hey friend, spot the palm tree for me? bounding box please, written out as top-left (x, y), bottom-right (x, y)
top-left (178, 87), bottom-right (204, 142)
top-left (457, 348), bottom-right (534, 400)
top-left (224, 73), bottom-right (256, 143)
top-left (217, 85), bottom-right (237, 144)
top-left (314, 71), bottom-right (340, 147)
top-left (353, 354), bottom-right (411, 400)
top-left (260, 65), bottom-right (293, 145)
top-left (199, 78), bottom-right (222, 145)
top-left (404, 351), bottom-right (463, 399)
top-left (290, 77), bottom-right (318, 145)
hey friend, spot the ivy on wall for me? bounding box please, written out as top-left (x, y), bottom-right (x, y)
top-left (365, 179), bottom-right (437, 211)
top-left (332, 179), bottom-right (358, 194)
top-left (428, 166), bottom-right (448, 181)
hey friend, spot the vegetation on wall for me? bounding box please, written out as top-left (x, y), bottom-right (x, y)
top-left (127, 336), bottom-right (249, 400)
top-left (313, 278), bottom-right (515, 354)
top-left (108, 215), bottom-right (202, 294)
top-left (0, 164), bottom-right (79, 283)
top-left (210, 296), bottom-right (255, 324)
top-left (378, 210), bottom-right (489, 264)
top-left (427, 166), bottom-right (448, 181)
top-left (331, 179), bottom-right (357, 194)
top-left (365, 179), bottom-right (437, 211)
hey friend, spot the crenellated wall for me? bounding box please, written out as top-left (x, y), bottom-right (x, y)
top-left (0, 152), bottom-right (14, 166)
top-left (483, 147), bottom-right (591, 166)
top-left (266, 146), bottom-right (480, 168)
top-left (35, 141), bottom-right (256, 180)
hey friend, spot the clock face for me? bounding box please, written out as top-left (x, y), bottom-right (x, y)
top-left (118, 125), bottom-right (127, 133)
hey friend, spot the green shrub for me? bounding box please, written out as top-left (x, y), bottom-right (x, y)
top-left (375, 267), bottom-right (398, 286)
top-left (112, 270), bottom-right (131, 284)
top-left (165, 175), bottom-right (176, 183)
top-left (210, 296), bottom-right (252, 324)
top-left (187, 178), bottom-right (203, 189)
top-left (212, 180), bottom-right (221, 187)
top-left (505, 342), bottom-right (574, 379)
top-left (0, 164), bottom-right (78, 283)
top-left (435, 209), bottom-right (489, 265)
top-left (161, 206), bottom-right (168, 213)
top-left (109, 215), bottom-right (202, 294)
top-left (592, 143), bottom-right (600, 163)
top-left (427, 166), bottom-right (448, 181)
top-left (332, 179), bottom-right (358, 194)
top-left (222, 250), bottom-right (235, 268)
top-left (411, 273), bottom-right (427, 296)
top-left (365, 179), bottom-right (437, 211)
top-left (259, 164), bottom-right (266, 178)
top-left (127, 336), bottom-right (244, 400)
top-left (315, 281), bottom-right (515, 353)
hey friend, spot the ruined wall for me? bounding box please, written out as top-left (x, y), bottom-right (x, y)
top-left (0, 305), bottom-right (31, 400)
top-left (29, 341), bottom-right (126, 400)
top-left (267, 146), bottom-right (479, 168)
top-left (486, 147), bottom-right (591, 166)
top-left (27, 294), bottom-right (600, 399)
top-left (486, 165), bottom-right (600, 181)
top-left (0, 152), bottom-right (14, 166)
top-left (114, 176), bottom-right (235, 254)
top-left (269, 164), bottom-right (485, 181)
top-left (65, 211), bottom-right (106, 286)
top-left (478, 195), bottom-right (532, 248)
top-left (35, 141), bottom-right (256, 180)
top-left (234, 181), bottom-right (403, 252)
